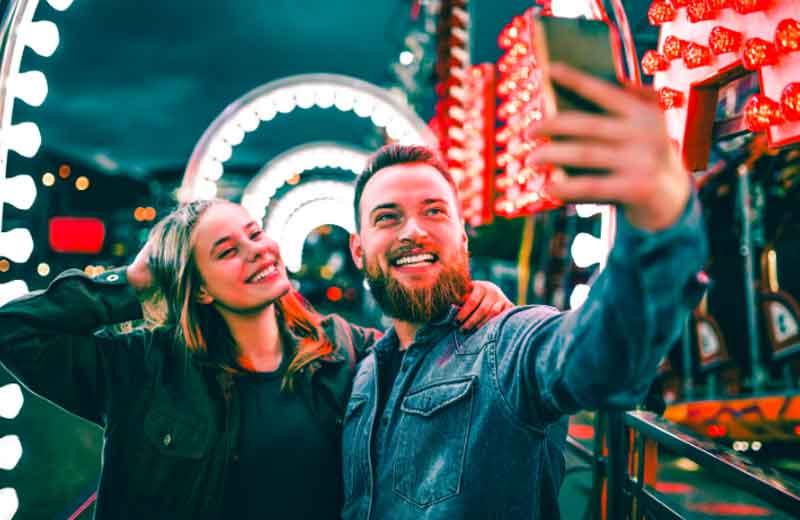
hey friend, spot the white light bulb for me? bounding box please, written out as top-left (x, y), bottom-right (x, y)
top-left (20, 20), bottom-right (60, 57)
top-left (295, 86), bottom-right (315, 109)
top-left (569, 284), bottom-right (591, 309)
top-left (314, 85), bottom-right (335, 109)
top-left (236, 111), bottom-right (260, 133)
top-left (575, 204), bottom-right (603, 219)
top-left (2, 122), bottom-right (41, 158)
top-left (209, 139), bottom-right (232, 162)
top-left (399, 51), bottom-right (414, 65)
top-left (552, 0), bottom-right (595, 18)
top-left (371, 103), bottom-right (394, 127)
top-left (353, 95), bottom-right (375, 118)
top-left (192, 180), bottom-right (217, 200)
top-left (1, 175), bottom-right (37, 210)
top-left (10, 70), bottom-right (48, 107)
top-left (275, 91), bottom-right (296, 114)
top-left (0, 436), bottom-right (22, 470)
top-left (0, 280), bottom-right (29, 307)
top-left (0, 385), bottom-right (23, 420)
top-left (221, 123), bottom-right (245, 145)
top-left (0, 228), bottom-right (34, 263)
top-left (46, 0), bottom-right (75, 11)
top-left (571, 232), bottom-right (607, 268)
top-left (0, 488), bottom-right (18, 520)
top-left (334, 88), bottom-right (356, 111)
top-left (199, 160), bottom-right (224, 181)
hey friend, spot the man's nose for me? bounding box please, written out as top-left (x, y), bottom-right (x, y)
top-left (399, 217), bottom-right (429, 242)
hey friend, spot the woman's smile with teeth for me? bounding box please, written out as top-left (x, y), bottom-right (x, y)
top-left (248, 264), bottom-right (277, 283)
top-left (393, 253), bottom-right (437, 267)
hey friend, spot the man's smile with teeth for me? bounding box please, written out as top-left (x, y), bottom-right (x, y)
top-left (392, 253), bottom-right (438, 267)
top-left (247, 264), bottom-right (277, 283)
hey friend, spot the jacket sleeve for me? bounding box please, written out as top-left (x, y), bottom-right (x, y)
top-left (0, 267), bottom-right (151, 426)
top-left (492, 191), bottom-right (709, 427)
top-left (324, 314), bottom-right (383, 364)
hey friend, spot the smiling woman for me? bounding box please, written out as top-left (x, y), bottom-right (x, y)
top-left (0, 196), bottom-right (513, 519)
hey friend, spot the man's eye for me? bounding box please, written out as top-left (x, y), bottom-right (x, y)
top-left (375, 214), bottom-right (397, 224)
top-left (427, 207), bottom-right (445, 216)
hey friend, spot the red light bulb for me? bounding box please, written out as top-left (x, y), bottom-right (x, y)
top-left (658, 87), bottom-right (685, 110)
top-left (663, 36), bottom-right (688, 60)
top-left (648, 1), bottom-right (677, 26)
top-left (709, 0), bottom-right (733, 8)
top-left (709, 26), bottom-right (742, 54)
top-left (687, 0), bottom-right (717, 23)
top-left (775, 19), bottom-right (800, 54)
top-left (641, 50), bottom-right (670, 74)
top-left (781, 83), bottom-right (800, 121)
top-left (742, 38), bottom-right (778, 70)
top-left (744, 95), bottom-right (784, 131)
top-left (672, 0), bottom-right (690, 6)
top-left (683, 42), bottom-right (713, 68)
top-left (734, 0), bottom-right (770, 13)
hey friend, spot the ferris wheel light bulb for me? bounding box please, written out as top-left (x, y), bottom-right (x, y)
top-left (0, 228), bottom-right (34, 263)
top-left (2, 122), bottom-right (41, 158)
top-left (1, 175), bottom-right (37, 210)
top-left (0, 384), bottom-right (23, 420)
top-left (21, 20), bottom-right (60, 57)
top-left (46, 0), bottom-right (75, 11)
top-left (10, 70), bottom-right (48, 107)
top-left (0, 488), bottom-right (19, 520)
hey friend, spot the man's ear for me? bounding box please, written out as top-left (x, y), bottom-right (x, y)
top-left (195, 285), bottom-right (214, 305)
top-left (349, 233), bottom-right (364, 270)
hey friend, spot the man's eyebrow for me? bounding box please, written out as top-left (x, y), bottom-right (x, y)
top-left (423, 198), bottom-right (448, 206)
top-left (369, 203), bottom-right (399, 217)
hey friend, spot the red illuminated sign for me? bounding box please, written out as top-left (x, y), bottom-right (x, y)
top-left (49, 217), bottom-right (106, 254)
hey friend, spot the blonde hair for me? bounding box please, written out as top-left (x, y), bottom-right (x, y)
top-left (143, 199), bottom-right (333, 387)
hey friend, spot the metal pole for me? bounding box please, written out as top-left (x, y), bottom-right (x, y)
top-left (737, 164), bottom-right (767, 393)
top-left (605, 411), bottom-right (629, 520)
top-left (681, 316), bottom-right (694, 400)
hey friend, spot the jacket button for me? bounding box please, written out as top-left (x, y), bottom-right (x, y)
top-left (162, 433), bottom-right (172, 446)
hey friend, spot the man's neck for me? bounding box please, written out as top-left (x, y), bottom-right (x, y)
top-left (393, 320), bottom-right (422, 351)
top-left (219, 304), bottom-right (283, 371)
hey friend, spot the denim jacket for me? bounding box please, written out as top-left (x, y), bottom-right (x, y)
top-left (341, 193), bottom-right (708, 519)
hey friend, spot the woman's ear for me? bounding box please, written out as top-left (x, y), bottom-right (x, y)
top-left (195, 285), bottom-right (214, 305)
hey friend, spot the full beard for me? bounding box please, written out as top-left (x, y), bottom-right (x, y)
top-left (364, 250), bottom-right (471, 323)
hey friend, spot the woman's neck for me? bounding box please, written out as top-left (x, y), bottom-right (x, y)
top-left (219, 304), bottom-right (283, 372)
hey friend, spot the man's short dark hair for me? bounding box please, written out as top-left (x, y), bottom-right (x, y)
top-left (353, 144), bottom-right (460, 230)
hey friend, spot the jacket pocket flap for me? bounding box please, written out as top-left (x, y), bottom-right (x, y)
top-left (401, 377), bottom-right (475, 417)
top-left (143, 408), bottom-right (209, 459)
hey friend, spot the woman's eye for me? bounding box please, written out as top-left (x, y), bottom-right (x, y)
top-left (250, 230), bottom-right (263, 240)
top-left (218, 248), bottom-right (236, 259)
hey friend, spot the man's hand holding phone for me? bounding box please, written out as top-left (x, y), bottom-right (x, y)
top-left (526, 63), bottom-right (691, 233)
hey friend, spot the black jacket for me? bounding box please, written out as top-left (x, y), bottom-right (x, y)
top-left (0, 268), bottom-right (379, 519)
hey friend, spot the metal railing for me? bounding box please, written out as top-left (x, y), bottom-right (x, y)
top-left (566, 410), bottom-right (800, 519)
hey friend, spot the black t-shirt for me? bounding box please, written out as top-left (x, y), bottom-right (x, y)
top-left (222, 350), bottom-right (342, 519)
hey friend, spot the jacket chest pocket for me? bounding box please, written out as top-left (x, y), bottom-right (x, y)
top-left (128, 408), bottom-right (211, 501)
top-left (393, 376), bottom-right (476, 508)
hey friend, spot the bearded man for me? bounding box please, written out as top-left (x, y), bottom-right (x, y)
top-left (342, 64), bottom-right (708, 519)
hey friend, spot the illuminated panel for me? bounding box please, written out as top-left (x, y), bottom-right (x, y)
top-left (647, 0), bottom-right (800, 168)
top-left (493, 8), bottom-right (560, 219)
top-left (48, 217), bottom-right (106, 254)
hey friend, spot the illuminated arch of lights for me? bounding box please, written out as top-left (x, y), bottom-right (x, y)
top-left (0, 1), bottom-right (75, 516)
top-left (181, 73), bottom-right (435, 202)
top-left (264, 179), bottom-right (355, 273)
top-left (240, 141), bottom-right (367, 221)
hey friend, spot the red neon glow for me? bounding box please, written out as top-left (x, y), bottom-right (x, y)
top-left (568, 423), bottom-right (595, 440)
top-left (706, 424), bottom-right (728, 437)
top-left (775, 18), bottom-right (800, 54)
top-left (672, 0), bottom-right (691, 6)
top-left (655, 482), bottom-right (694, 494)
top-left (663, 36), bottom-right (689, 60)
top-left (744, 94), bottom-right (785, 131)
top-left (688, 503), bottom-right (771, 516)
top-left (326, 286), bottom-right (343, 302)
top-left (687, 0), bottom-right (717, 23)
top-left (658, 87), bottom-right (685, 109)
top-left (794, 424), bottom-right (800, 436)
top-left (683, 42), bottom-right (712, 68)
top-left (709, 26), bottom-right (743, 55)
top-left (642, 50), bottom-right (670, 74)
top-left (648, 1), bottom-right (677, 26)
top-left (49, 217), bottom-right (106, 254)
top-left (742, 37), bottom-right (779, 70)
top-left (733, 0), bottom-right (771, 14)
top-left (709, 0), bottom-right (734, 8)
top-left (782, 83), bottom-right (800, 121)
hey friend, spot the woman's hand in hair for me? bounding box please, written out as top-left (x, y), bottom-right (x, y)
top-left (127, 240), bottom-right (154, 298)
top-left (456, 281), bottom-right (514, 332)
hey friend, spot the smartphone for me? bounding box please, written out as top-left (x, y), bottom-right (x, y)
top-left (532, 14), bottom-right (624, 115)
